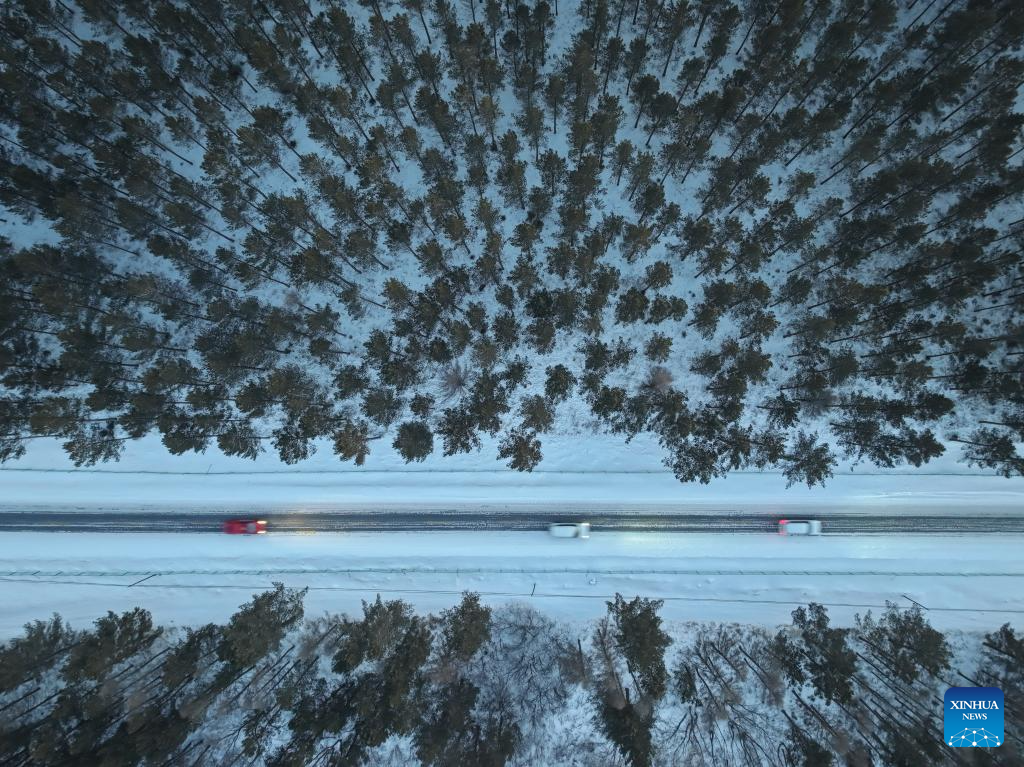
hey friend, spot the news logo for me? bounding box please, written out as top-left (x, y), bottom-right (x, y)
top-left (944, 687), bottom-right (1003, 748)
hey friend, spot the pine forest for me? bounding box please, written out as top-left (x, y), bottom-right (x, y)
top-left (2, 588), bottom-right (1023, 765)
top-left (1, 0), bottom-right (1023, 482)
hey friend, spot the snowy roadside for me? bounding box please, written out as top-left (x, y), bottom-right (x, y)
top-left (3, 467), bottom-right (1024, 511)
top-left (1, 531), bottom-right (1021, 636)
top-left (3, 434), bottom-right (1023, 509)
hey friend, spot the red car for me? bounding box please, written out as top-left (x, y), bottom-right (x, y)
top-left (222, 519), bottom-right (267, 535)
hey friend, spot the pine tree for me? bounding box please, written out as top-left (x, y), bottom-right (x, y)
top-left (544, 364), bottom-right (576, 402)
top-left (644, 333), bottom-right (672, 362)
top-left (498, 427), bottom-right (542, 470)
top-left (601, 35), bottom-right (626, 93)
top-left (544, 73), bottom-right (566, 133)
top-left (438, 406), bottom-right (482, 455)
top-left (496, 130), bottom-right (529, 207)
top-left (623, 36), bottom-right (648, 96)
top-left (952, 428), bottom-right (1024, 477)
top-left (394, 419), bottom-right (435, 461)
top-left (777, 602), bottom-right (856, 706)
top-left (630, 74), bottom-right (660, 129)
top-left (606, 594), bottom-right (671, 700)
top-left (980, 623), bottom-right (1024, 720)
top-left (599, 696), bottom-right (654, 767)
top-left (782, 431), bottom-right (836, 488)
top-left (518, 101), bottom-right (546, 162)
top-left (333, 419), bottom-right (372, 465)
top-left (64, 608), bottom-right (161, 683)
top-left (0, 614), bottom-right (79, 693)
top-left (438, 592), bottom-right (492, 663)
top-left (658, 0), bottom-right (692, 77)
top-left (218, 584), bottom-right (306, 672)
top-left (611, 139), bottom-right (634, 184)
top-left (856, 604), bottom-right (950, 685)
top-left (416, 678), bottom-right (519, 764)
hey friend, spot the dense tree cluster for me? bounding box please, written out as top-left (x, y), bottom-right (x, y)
top-left (1, 0), bottom-right (1023, 481)
top-left (1, 590), bottom-right (1020, 765)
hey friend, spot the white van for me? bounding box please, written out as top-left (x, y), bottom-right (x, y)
top-left (548, 522), bottom-right (591, 539)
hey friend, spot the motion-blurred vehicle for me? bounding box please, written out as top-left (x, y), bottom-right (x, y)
top-left (548, 522), bottom-right (591, 539)
top-left (223, 519), bottom-right (267, 535)
top-left (778, 519), bottom-right (822, 536)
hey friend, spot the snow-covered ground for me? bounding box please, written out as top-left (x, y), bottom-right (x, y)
top-left (1, 531), bottom-right (1021, 637)
top-left (4, 433), bottom-right (1023, 508)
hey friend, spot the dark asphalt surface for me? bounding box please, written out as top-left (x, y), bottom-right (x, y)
top-left (1, 509), bottom-right (1022, 533)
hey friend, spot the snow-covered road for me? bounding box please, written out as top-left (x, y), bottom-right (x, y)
top-left (1, 531), bottom-right (1021, 636)
top-left (3, 507), bottom-right (1023, 532)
